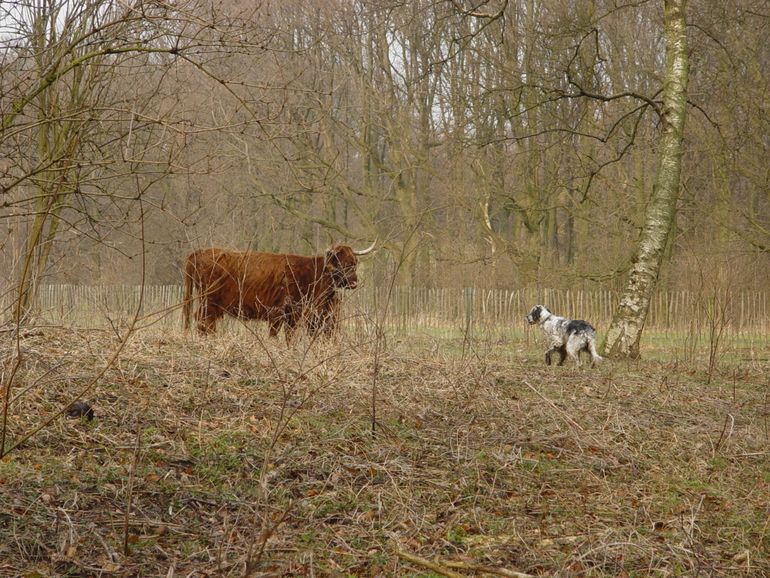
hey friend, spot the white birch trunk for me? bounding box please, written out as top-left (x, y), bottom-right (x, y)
top-left (603, 0), bottom-right (689, 358)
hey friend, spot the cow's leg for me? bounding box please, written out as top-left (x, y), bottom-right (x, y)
top-left (283, 313), bottom-right (298, 344)
top-left (268, 317), bottom-right (282, 338)
top-left (285, 321), bottom-right (297, 344)
top-left (197, 314), bottom-right (217, 334)
top-left (319, 302), bottom-right (339, 338)
top-left (196, 300), bottom-right (221, 335)
top-left (267, 306), bottom-right (288, 338)
top-left (321, 313), bottom-right (337, 338)
top-left (307, 310), bottom-right (326, 339)
top-left (195, 303), bottom-right (209, 334)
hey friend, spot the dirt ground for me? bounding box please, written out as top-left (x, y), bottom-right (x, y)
top-left (1, 327), bottom-right (769, 577)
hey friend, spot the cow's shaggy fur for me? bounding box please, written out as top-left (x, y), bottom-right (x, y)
top-left (183, 243), bottom-right (373, 338)
top-left (526, 304), bottom-right (603, 367)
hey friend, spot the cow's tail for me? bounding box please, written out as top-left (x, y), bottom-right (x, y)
top-left (182, 255), bottom-right (195, 331)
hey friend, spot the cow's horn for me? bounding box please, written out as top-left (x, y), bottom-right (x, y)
top-left (353, 239), bottom-right (377, 256)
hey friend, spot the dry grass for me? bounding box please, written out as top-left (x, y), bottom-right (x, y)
top-left (1, 326), bottom-right (769, 577)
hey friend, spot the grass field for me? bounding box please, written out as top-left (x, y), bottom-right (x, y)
top-left (1, 324), bottom-right (769, 577)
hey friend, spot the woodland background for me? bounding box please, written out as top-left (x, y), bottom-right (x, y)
top-left (0, 0), bottom-right (768, 304)
top-left (2, 3), bottom-right (770, 575)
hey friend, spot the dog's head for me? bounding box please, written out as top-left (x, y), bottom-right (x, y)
top-left (526, 304), bottom-right (551, 325)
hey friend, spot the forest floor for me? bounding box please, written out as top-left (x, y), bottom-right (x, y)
top-left (1, 326), bottom-right (769, 577)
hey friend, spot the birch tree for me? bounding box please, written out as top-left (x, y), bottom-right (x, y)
top-left (603, 0), bottom-right (689, 358)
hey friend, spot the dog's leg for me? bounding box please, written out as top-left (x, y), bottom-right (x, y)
top-left (545, 346), bottom-right (562, 365)
top-left (557, 346), bottom-right (567, 366)
top-left (566, 338), bottom-right (582, 367)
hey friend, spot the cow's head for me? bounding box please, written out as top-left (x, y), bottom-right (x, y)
top-left (325, 241), bottom-right (375, 289)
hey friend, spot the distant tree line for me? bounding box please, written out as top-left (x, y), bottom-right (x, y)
top-left (1, 0), bottom-right (768, 343)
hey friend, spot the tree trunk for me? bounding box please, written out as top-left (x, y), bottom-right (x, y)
top-left (603, 0), bottom-right (689, 358)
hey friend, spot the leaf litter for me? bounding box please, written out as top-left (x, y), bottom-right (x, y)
top-left (0, 327), bottom-right (768, 576)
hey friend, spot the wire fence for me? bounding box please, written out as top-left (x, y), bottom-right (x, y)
top-left (3, 284), bottom-right (767, 342)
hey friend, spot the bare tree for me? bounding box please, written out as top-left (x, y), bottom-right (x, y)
top-left (603, 0), bottom-right (689, 358)
top-left (0, 0), bottom-right (283, 318)
top-left (2, 0), bottom-right (767, 310)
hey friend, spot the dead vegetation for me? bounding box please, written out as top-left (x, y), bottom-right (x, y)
top-left (1, 327), bottom-right (769, 577)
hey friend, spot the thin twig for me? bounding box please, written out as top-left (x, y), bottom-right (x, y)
top-left (123, 422), bottom-right (141, 556)
top-left (711, 413), bottom-right (735, 457)
top-left (244, 504), bottom-right (292, 577)
top-left (395, 549), bottom-right (465, 578)
top-left (444, 559), bottom-right (536, 578)
top-left (522, 380), bottom-right (585, 432)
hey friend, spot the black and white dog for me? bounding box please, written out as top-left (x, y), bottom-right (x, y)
top-left (526, 305), bottom-right (603, 367)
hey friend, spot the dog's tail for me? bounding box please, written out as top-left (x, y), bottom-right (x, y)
top-left (588, 337), bottom-right (604, 365)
